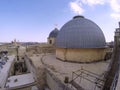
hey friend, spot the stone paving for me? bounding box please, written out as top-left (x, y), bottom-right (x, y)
top-left (42, 53), bottom-right (110, 90)
top-left (29, 53), bottom-right (111, 90)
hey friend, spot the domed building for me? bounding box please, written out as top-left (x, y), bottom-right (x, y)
top-left (48, 28), bottom-right (59, 45)
top-left (56, 16), bottom-right (106, 62)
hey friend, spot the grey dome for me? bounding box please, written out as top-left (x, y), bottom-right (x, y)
top-left (56, 16), bottom-right (106, 48)
top-left (48, 28), bottom-right (59, 38)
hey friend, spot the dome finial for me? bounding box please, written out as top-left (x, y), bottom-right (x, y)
top-left (73, 15), bottom-right (84, 19)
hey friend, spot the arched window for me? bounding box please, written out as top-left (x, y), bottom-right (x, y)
top-left (49, 40), bottom-right (52, 44)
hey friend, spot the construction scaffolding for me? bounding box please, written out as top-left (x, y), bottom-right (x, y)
top-left (70, 68), bottom-right (106, 90)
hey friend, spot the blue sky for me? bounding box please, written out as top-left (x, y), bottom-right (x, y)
top-left (0, 0), bottom-right (120, 42)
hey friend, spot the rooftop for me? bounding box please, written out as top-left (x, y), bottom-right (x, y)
top-left (31, 54), bottom-right (110, 90)
top-left (0, 55), bottom-right (15, 88)
top-left (6, 73), bottom-right (35, 89)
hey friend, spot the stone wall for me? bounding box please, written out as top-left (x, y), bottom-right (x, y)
top-left (46, 69), bottom-right (73, 90)
top-left (25, 55), bottom-right (46, 90)
top-left (26, 44), bottom-right (55, 56)
top-left (56, 48), bottom-right (106, 63)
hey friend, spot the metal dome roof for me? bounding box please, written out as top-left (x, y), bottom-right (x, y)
top-left (56, 16), bottom-right (106, 48)
top-left (48, 28), bottom-right (59, 38)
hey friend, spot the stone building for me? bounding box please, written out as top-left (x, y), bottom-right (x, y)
top-left (48, 28), bottom-right (59, 45)
top-left (56, 15), bottom-right (106, 63)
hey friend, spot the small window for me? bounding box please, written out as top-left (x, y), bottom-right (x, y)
top-left (49, 40), bottom-right (52, 44)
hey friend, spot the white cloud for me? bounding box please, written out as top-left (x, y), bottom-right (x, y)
top-left (81, 0), bottom-right (106, 6)
top-left (109, 0), bottom-right (120, 19)
top-left (111, 13), bottom-right (120, 19)
top-left (69, 0), bottom-right (120, 20)
top-left (109, 0), bottom-right (120, 13)
top-left (69, 1), bottom-right (84, 14)
top-left (69, 0), bottom-right (106, 15)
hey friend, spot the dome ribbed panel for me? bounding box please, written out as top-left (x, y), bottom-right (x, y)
top-left (56, 17), bottom-right (106, 48)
